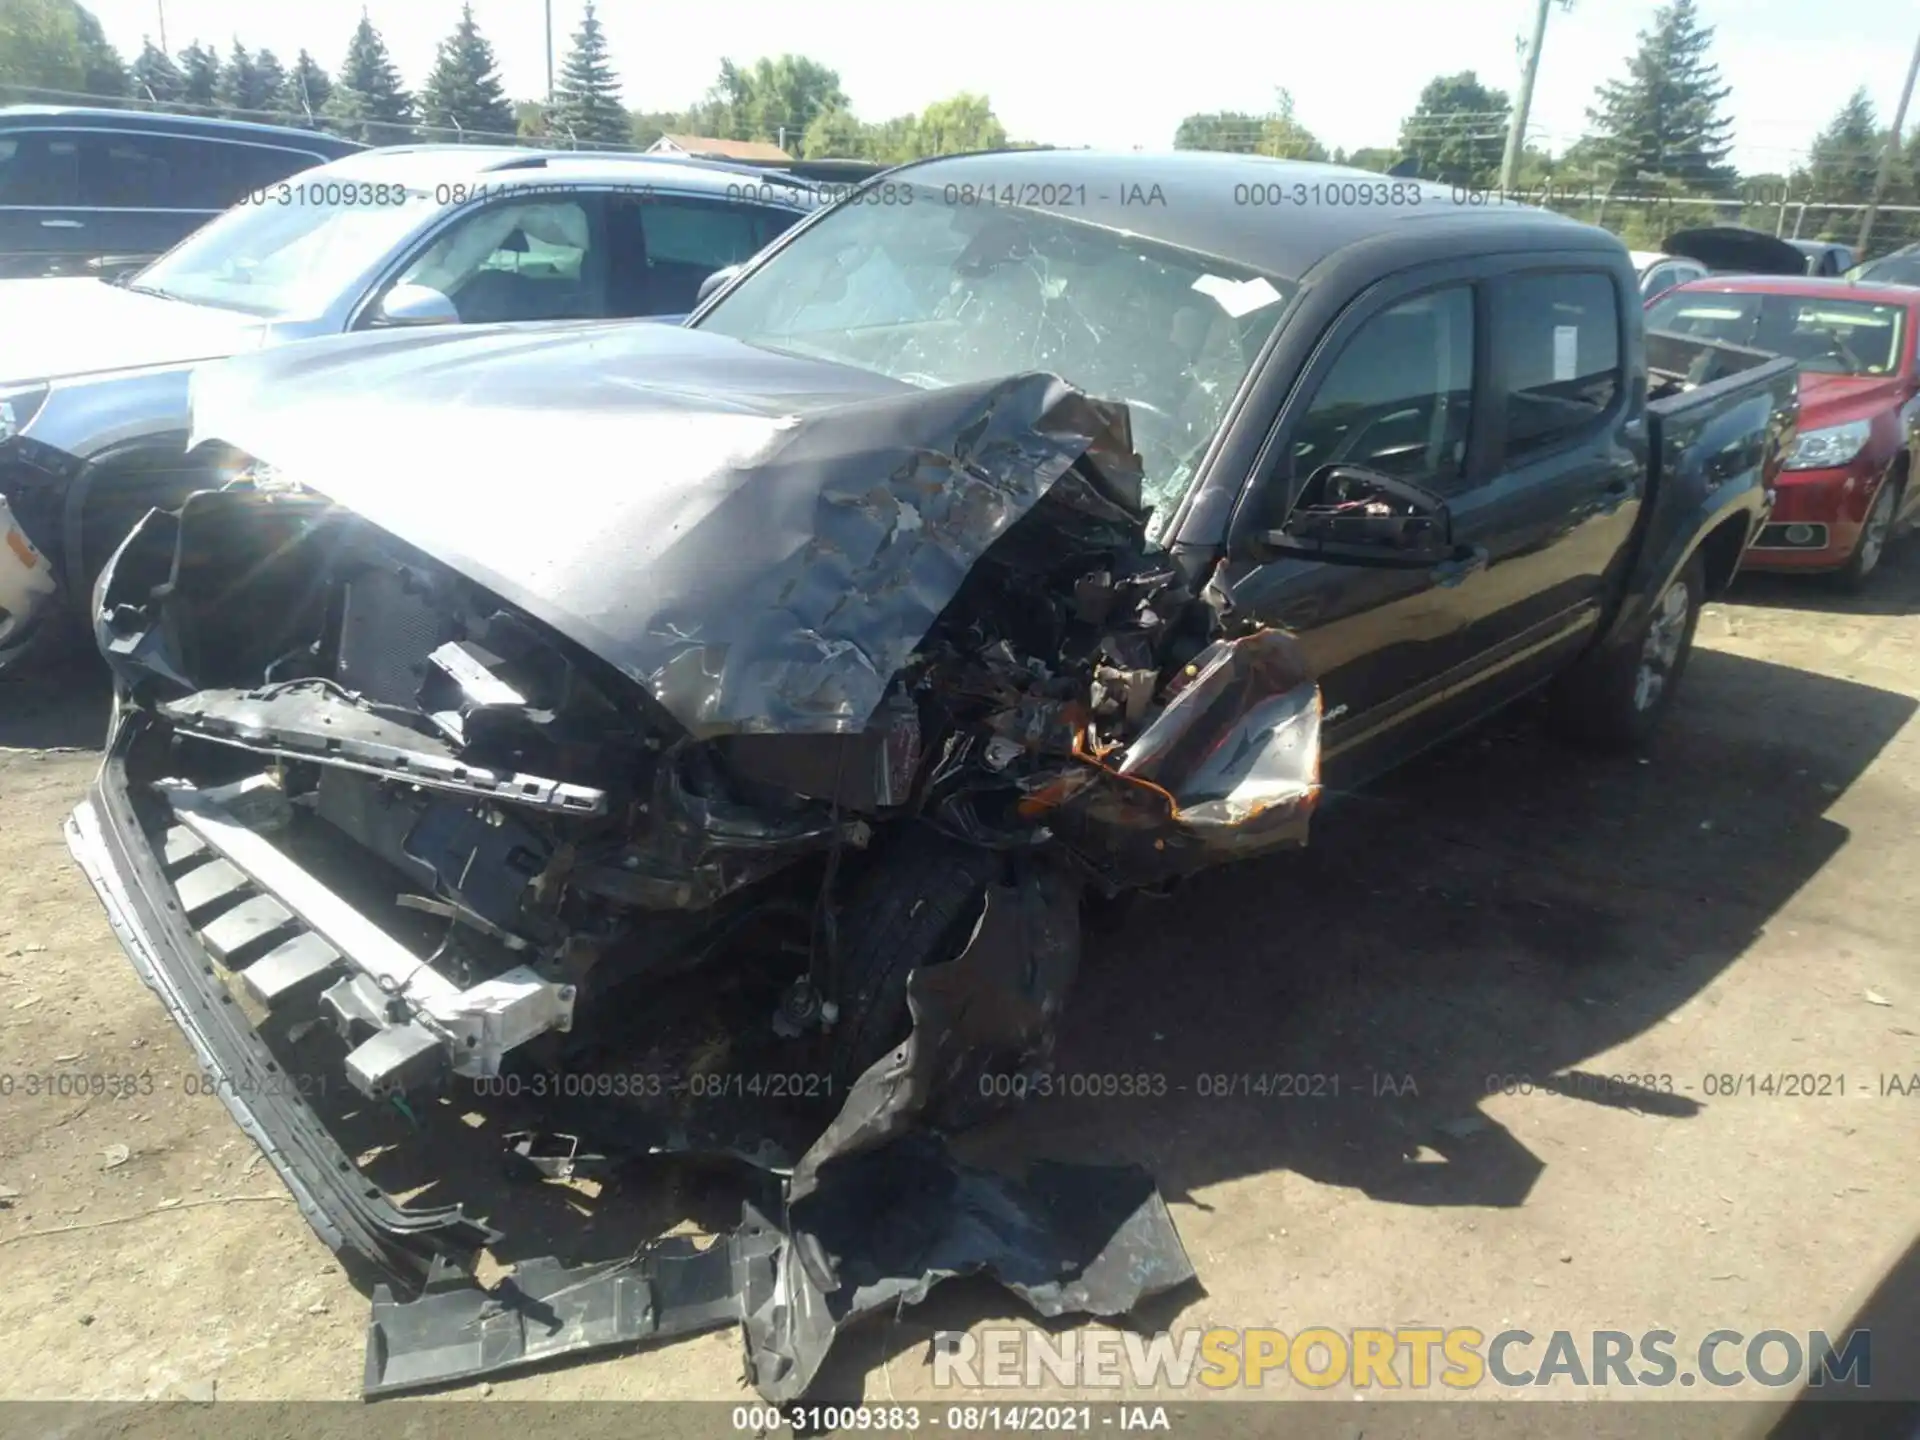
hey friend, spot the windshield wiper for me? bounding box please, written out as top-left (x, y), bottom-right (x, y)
top-left (118, 281), bottom-right (175, 301)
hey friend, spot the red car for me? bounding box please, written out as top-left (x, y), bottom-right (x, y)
top-left (1646, 275), bottom-right (1920, 588)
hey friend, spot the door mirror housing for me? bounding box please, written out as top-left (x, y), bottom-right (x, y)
top-left (695, 264), bottom-right (743, 307)
top-left (371, 283), bottom-right (460, 328)
top-left (1248, 465), bottom-right (1454, 567)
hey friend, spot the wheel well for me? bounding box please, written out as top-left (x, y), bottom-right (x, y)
top-left (69, 442), bottom-right (199, 594)
top-left (1695, 513), bottom-right (1754, 598)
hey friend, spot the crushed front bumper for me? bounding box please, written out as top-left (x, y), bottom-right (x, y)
top-left (65, 742), bottom-right (499, 1288)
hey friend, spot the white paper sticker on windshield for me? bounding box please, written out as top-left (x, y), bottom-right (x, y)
top-left (1193, 274), bottom-right (1283, 318)
top-left (1552, 324), bottom-right (1579, 381)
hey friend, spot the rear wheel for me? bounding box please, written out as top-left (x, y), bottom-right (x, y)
top-left (1548, 551), bottom-right (1705, 750)
top-left (1834, 476), bottom-right (1900, 593)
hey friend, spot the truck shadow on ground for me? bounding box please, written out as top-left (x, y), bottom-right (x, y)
top-left (265, 643), bottom-right (1913, 1398)
top-left (0, 653), bottom-right (111, 751)
top-left (791, 645), bottom-right (1916, 1400)
top-left (1723, 539), bottom-right (1920, 617)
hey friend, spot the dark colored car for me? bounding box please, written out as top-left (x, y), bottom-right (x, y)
top-left (1848, 242), bottom-right (1920, 287)
top-left (1788, 238), bottom-right (1856, 276)
top-left (0, 106), bottom-right (363, 279)
top-left (1649, 274), bottom-right (1920, 587)
top-left (66, 151), bottom-right (1797, 1400)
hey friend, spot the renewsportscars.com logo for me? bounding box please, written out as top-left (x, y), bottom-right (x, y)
top-left (932, 1326), bottom-right (1873, 1392)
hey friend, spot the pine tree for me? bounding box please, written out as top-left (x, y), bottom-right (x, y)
top-left (549, 1), bottom-right (627, 148)
top-left (176, 41), bottom-right (221, 108)
top-left (253, 49), bottom-right (288, 121)
top-left (421, 4), bottom-right (515, 142)
top-left (216, 38), bottom-right (264, 116)
top-left (1586, 0), bottom-right (1738, 192)
top-left (323, 14), bottom-right (415, 145)
top-left (278, 49), bottom-right (332, 123)
top-left (130, 37), bottom-right (186, 105)
top-left (1803, 89), bottom-right (1881, 205)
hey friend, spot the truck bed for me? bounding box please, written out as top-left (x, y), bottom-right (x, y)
top-left (1645, 328), bottom-right (1789, 401)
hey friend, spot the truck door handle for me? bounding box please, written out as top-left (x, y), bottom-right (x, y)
top-left (39, 219), bottom-right (85, 229)
top-left (1429, 544), bottom-right (1489, 587)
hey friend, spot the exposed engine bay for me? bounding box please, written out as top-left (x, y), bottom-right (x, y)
top-left (82, 363), bottom-right (1323, 1398)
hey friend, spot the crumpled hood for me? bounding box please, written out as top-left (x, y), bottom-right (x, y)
top-left (0, 278), bottom-right (269, 385)
top-left (188, 320), bottom-right (1143, 739)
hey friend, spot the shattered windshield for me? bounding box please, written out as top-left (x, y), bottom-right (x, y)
top-left (695, 186), bottom-right (1296, 518)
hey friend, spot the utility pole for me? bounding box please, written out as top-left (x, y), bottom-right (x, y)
top-left (545, 0), bottom-right (555, 105)
top-left (156, 0), bottom-right (167, 51)
top-left (1499, 0), bottom-right (1554, 192)
top-left (1857, 26), bottom-right (1920, 257)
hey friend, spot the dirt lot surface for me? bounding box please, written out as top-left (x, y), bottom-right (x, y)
top-left (2, 551), bottom-right (1918, 1429)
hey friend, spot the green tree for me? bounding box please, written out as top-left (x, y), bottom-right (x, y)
top-left (690, 60), bottom-right (753, 140)
top-left (0, 0), bottom-right (125, 97)
top-left (1398, 70), bottom-right (1510, 187)
top-left (421, 4), bottom-right (514, 142)
top-left (801, 105), bottom-right (871, 159)
top-left (631, 107), bottom-right (681, 149)
top-left (216, 39), bottom-right (265, 116)
top-left (1175, 94), bottom-right (1324, 160)
top-left (1800, 88), bottom-right (1880, 204)
top-left (324, 14), bottom-right (414, 145)
top-left (1587, 0), bottom-right (1738, 192)
top-left (741, 54), bottom-right (846, 149)
top-left (253, 48), bottom-right (286, 118)
top-left (129, 36), bottom-right (185, 104)
top-left (1173, 110), bottom-right (1264, 154)
top-left (176, 40), bottom-right (220, 106)
top-left (516, 98), bottom-right (549, 139)
top-left (278, 48), bottom-right (331, 122)
top-left (549, 0), bottom-right (625, 147)
top-left (909, 92), bottom-right (1006, 157)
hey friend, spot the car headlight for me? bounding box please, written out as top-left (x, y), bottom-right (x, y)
top-left (0, 383), bottom-right (50, 443)
top-left (1783, 419), bottom-right (1872, 471)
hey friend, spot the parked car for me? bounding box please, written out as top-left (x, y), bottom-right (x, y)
top-left (1631, 248), bottom-right (1709, 301)
top-left (0, 105), bottom-right (363, 279)
top-left (1847, 242), bottom-right (1920, 286)
top-left (0, 144), bottom-right (825, 668)
top-left (1647, 274), bottom-right (1920, 587)
top-left (1788, 238), bottom-right (1856, 276)
top-left (66, 152), bottom-right (1795, 1394)
top-left (1659, 225), bottom-right (1813, 278)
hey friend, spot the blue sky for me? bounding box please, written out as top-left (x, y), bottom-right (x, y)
top-left (78, 0), bottom-right (1920, 172)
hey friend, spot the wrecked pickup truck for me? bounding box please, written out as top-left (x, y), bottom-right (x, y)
top-left (66, 152), bottom-right (1797, 1399)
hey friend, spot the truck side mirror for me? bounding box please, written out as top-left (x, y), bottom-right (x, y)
top-left (1249, 464), bottom-right (1454, 568)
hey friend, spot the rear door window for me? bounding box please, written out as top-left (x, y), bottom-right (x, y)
top-left (75, 133), bottom-right (324, 211)
top-left (0, 130), bottom-right (80, 206)
top-left (1492, 271), bottom-right (1622, 461)
top-left (604, 192), bottom-right (800, 317)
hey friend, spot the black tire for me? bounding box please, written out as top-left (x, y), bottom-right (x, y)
top-left (825, 827), bottom-right (1001, 1086)
top-left (1833, 474), bottom-right (1901, 594)
top-left (1548, 551), bottom-right (1705, 750)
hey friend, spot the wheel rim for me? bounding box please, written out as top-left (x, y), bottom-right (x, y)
top-left (1634, 577), bottom-right (1692, 713)
top-left (1856, 484), bottom-right (1896, 576)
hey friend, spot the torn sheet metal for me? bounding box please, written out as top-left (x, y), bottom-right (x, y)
top-left (790, 865), bottom-right (1084, 1203)
top-left (187, 325), bottom-right (1141, 739)
top-left (1024, 629), bottom-right (1323, 887)
top-left (363, 1134), bottom-right (1195, 1402)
